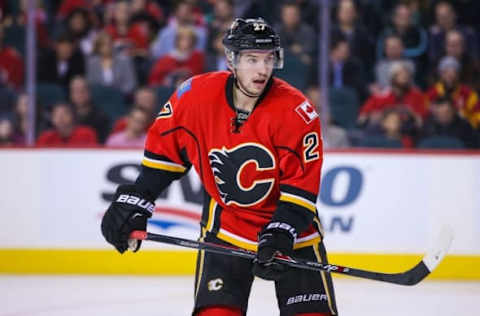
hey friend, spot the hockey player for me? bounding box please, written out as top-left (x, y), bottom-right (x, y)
top-left (101, 18), bottom-right (338, 316)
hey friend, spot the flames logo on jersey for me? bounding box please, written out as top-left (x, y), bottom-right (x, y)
top-left (208, 143), bottom-right (275, 207)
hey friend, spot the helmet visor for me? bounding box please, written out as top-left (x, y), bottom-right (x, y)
top-left (227, 48), bottom-right (284, 70)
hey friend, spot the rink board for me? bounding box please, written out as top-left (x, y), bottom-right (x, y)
top-left (1, 149), bottom-right (479, 279)
top-left (1, 250), bottom-right (479, 280)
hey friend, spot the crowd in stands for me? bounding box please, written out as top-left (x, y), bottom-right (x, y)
top-left (0, 0), bottom-right (479, 149)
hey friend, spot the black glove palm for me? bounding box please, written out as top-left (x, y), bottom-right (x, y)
top-left (101, 184), bottom-right (155, 253)
top-left (252, 222), bottom-right (296, 281)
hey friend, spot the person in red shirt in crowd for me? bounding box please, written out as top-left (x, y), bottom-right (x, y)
top-left (130, 0), bottom-right (165, 33)
top-left (426, 56), bottom-right (480, 130)
top-left (148, 26), bottom-right (204, 87)
top-left (104, 0), bottom-right (150, 56)
top-left (358, 61), bottom-right (427, 128)
top-left (111, 86), bottom-right (156, 133)
top-left (37, 102), bottom-right (98, 147)
top-left (0, 24), bottom-right (23, 89)
top-left (105, 106), bottom-right (149, 148)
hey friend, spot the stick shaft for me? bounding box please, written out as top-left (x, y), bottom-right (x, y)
top-left (130, 231), bottom-right (439, 286)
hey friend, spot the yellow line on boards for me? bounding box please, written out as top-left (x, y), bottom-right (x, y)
top-left (0, 249), bottom-right (479, 280)
top-left (0, 249), bottom-right (197, 275)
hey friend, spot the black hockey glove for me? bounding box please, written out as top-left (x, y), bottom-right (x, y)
top-left (101, 184), bottom-right (155, 253)
top-left (252, 222), bottom-right (296, 281)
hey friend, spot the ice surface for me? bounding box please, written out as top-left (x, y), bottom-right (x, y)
top-left (1, 275), bottom-right (478, 316)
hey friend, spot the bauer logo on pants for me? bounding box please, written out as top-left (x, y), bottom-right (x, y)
top-left (286, 294), bottom-right (328, 305)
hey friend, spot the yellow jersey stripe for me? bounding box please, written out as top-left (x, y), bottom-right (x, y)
top-left (279, 194), bottom-right (316, 212)
top-left (141, 158), bottom-right (186, 173)
top-left (206, 199), bottom-right (216, 232)
top-left (216, 230), bottom-right (320, 252)
top-left (217, 230), bottom-right (257, 251)
top-left (313, 244), bottom-right (336, 315)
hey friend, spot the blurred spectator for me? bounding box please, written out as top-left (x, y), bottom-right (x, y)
top-left (428, 1), bottom-right (478, 63)
top-left (10, 93), bottom-right (29, 145)
top-left (205, 31), bottom-right (228, 71)
top-left (87, 32), bottom-right (137, 94)
top-left (420, 96), bottom-right (478, 148)
top-left (426, 56), bottom-right (480, 130)
top-left (326, 35), bottom-right (366, 101)
top-left (104, 0), bottom-right (150, 56)
top-left (37, 102), bottom-right (98, 147)
top-left (439, 30), bottom-right (480, 88)
top-left (0, 117), bottom-right (13, 146)
top-left (150, 0), bottom-right (207, 59)
top-left (306, 85), bottom-right (350, 148)
top-left (405, 0), bottom-right (428, 27)
top-left (0, 24), bottom-right (24, 89)
top-left (205, 0), bottom-right (233, 71)
top-left (207, 0), bottom-right (234, 35)
top-left (129, 0), bottom-right (165, 36)
top-left (274, 2), bottom-right (316, 66)
top-left (359, 61), bottom-right (427, 128)
top-left (134, 86), bottom-right (157, 112)
top-left (106, 107), bottom-right (148, 147)
top-left (332, 0), bottom-right (374, 73)
top-left (0, 84), bottom-right (16, 114)
top-left (69, 76), bottom-right (110, 143)
top-left (373, 35), bottom-right (416, 93)
top-left (11, 93), bottom-right (46, 145)
top-left (111, 86), bottom-right (156, 133)
top-left (148, 26), bottom-right (204, 87)
top-left (294, 0), bottom-right (320, 29)
top-left (364, 109), bottom-right (413, 148)
top-left (233, 0), bottom-right (277, 25)
top-left (377, 3), bottom-right (428, 62)
top-left (380, 109), bottom-right (412, 147)
top-left (60, 8), bottom-right (98, 56)
top-left (2, 0), bottom-right (50, 54)
top-left (56, 0), bottom-right (93, 20)
top-left (37, 33), bottom-right (85, 88)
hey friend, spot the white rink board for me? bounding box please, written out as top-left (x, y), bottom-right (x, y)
top-left (1, 149), bottom-right (479, 255)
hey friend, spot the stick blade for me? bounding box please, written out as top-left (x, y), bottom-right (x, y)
top-left (422, 225), bottom-right (454, 272)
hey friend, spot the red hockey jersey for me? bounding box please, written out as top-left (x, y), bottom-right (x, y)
top-left (143, 71), bottom-right (324, 250)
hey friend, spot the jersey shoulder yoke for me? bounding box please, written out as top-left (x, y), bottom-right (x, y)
top-left (270, 77), bottom-right (319, 125)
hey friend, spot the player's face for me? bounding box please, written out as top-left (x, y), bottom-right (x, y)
top-left (235, 50), bottom-right (275, 95)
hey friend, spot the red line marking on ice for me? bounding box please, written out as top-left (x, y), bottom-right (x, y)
top-left (154, 207), bottom-right (201, 221)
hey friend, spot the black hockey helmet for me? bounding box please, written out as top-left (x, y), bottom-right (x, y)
top-left (222, 18), bottom-right (284, 69)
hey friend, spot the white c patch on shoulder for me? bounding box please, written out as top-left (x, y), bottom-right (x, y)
top-left (295, 101), bottom-right (318, 124)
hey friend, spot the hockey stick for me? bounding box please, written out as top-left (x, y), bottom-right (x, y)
top-left (129, 226), bottom-right (453, 286)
